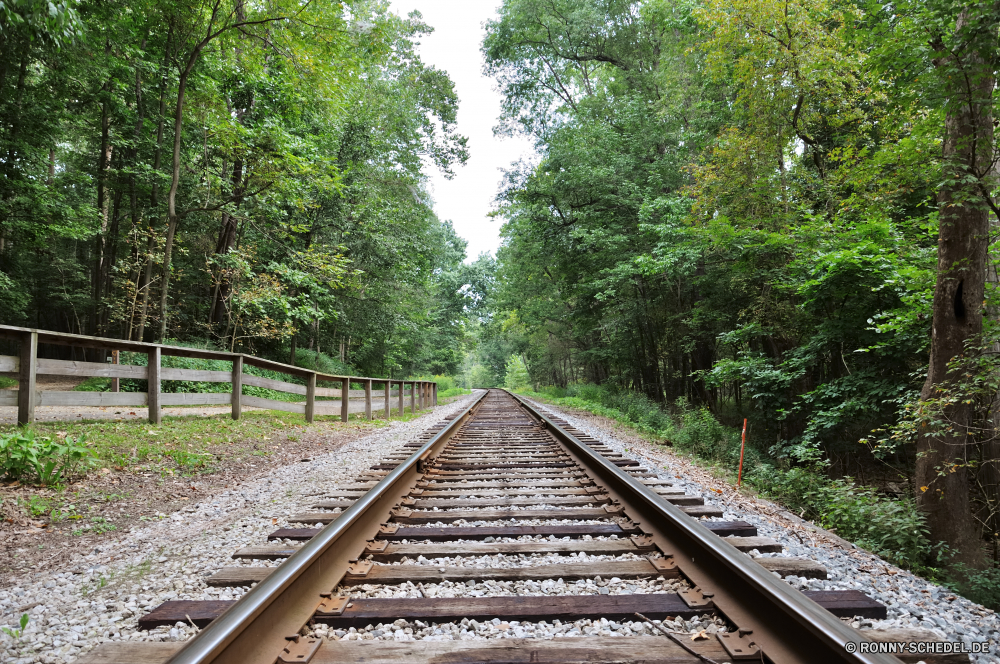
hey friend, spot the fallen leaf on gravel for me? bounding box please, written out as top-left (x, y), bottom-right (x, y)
top-left (691, 630), bottom-right (708, 641)
top-left (100, 468), bottom-right (111, 474)
top-left (272, 518), bottom-right (278, 524)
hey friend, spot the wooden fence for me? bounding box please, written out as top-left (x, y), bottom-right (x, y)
top-left (0, 325), bottom-right (436, 426)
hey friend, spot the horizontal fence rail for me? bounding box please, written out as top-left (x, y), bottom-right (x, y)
top-left (0, 325), bottom-right (436, 425)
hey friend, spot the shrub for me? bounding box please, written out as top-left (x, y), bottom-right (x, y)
top-left (0, 430), bottom-right (97, 485)
top-left (290, 348), bottom-right (352, 376)
top-left (946, 565), bottom-right (1000, 611)
top-left (504, 355), bottom-right (530, 390)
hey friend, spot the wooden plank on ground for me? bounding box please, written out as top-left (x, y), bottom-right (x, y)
top-left (701, 521), bottom-right (756, 537)
top-left (316, 595), bottom-right (700, 626)
top-left (136, 589), bottom-right (884, 631)
top-left (74, 642), bottom-right (181, 664)
top-left (207, 560), bottom-right (677, 587)
top-left (721, 536), bottom-right (782, 553)
top-left (803, 590), bottom-right (886, 619)
top-left (138, 600), bottom-right (235, 629)
top-left (240, 395), bottom-right (306, 414)
top-left (756, 557), bottom-right (827, 579)
top-left (679, 505), bottom-right (724, 518)
top-left (313, 635), bottom-right (726, 663)
top-left (424, 471), bottom-right (584, 480)
top-left (370, 539), bottom-right (652, 561)
top-left (77, 635), bottom-right (729, 664)
top-left (233, 545), bottom-right (300, 560)
top-left (408, 496), bottom-right (610, 508)
top-left (290, 507), bottom-right (623, 525)
top-left (268, 523), bottom-right (641, 541)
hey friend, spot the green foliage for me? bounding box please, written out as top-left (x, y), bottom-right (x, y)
top-left (72, 516), bottom-right (117, 536)
top-left (758, 466), bottom-right (935, 571)
top-left (438, 387), bottom-right (471, 399)
top-left (0, 0), bottom-right (479, 382)
top-left (527, 384), bottom-right (939, 573)
top-left (503, 355), bottom-right (530, 390)
top-left (0, 430), bottom-right (97, 485)
top-left (1, 613), bottom-right (29, 640)
top-left (945, 565), bottom-right (1000, 612)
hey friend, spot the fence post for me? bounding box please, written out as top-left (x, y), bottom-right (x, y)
top-left (341, 377), bottom-right (349, 422)
top-left (364, 379), bottom-right (372, 420)
top-left (147, 346), bottom-right (161, 425)
top-left (305, 372), bottom-right (317, 423)
top-left (398, 380), bottom-right (404, 416)
top-left (433, 382), bottom-right (437, 406)
top-left (17, 331), bottom-right (37, 426)
top-left (231, 355), bottom-right (243, 421)
top-left (384, 380), bottom-right (390, 419)
top-left (410, 381), bottom-right (416, 413)
top-left (111, 349), bottom-right (120, 392)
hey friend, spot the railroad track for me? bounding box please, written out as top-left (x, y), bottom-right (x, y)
top-left (81, 389), bottom-right (946, 664)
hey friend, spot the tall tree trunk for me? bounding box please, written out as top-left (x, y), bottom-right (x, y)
top-left (136, 28), bottom-right (172, 342)
top-left (209, 158), bottom-right (244, 325)
top-left (93, 74), bottom-right (113, 335)
top-left (916, 9), bottom-right (996, 569)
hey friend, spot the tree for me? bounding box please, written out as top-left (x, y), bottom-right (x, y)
top-left (901, 2), bottom-right (1000, 569)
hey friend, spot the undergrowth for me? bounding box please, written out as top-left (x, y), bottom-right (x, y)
top-left (0, 430), bottom-right (97, 485)
top-left (519, 383), bottom-right (1000, 610)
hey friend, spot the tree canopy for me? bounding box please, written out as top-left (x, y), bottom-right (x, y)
top-left (0, 0), bottom-right (480, 378)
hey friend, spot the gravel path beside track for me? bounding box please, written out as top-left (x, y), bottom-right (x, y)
top-left (0, 393), bottom-right (480, 664)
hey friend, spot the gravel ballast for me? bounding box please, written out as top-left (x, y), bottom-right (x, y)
top-left (6, 389), bottom-right (997, 662)
top-left (0, 393), bottom-right (479, 664)
top-left (521, 396), bottom-right (1000, 663)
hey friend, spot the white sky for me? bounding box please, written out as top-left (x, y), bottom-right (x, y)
top-left (388, 0), bottom-right (536, 262)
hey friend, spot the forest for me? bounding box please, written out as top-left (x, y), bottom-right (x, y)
top-left (4, 0), bottom-right (1000, 604)
top-left (0, 0), bottom-right (486, 378)
top-left (465, 0), bottom-right (1000, 595)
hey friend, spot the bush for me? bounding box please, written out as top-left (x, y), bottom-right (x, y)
top-left (0, 430), bottom-right (97, 485)
top-left (946, 565), bottom-right (1000, 611)
top-left (757, 466), bottom-right (933, 569)
top-left (290, 348), bottom-right (352, 376)
top-left (503, 355), bottom-right (530, 390)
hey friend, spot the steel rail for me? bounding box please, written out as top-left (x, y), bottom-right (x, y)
top-left (164, 389), bottom-right (489, 664)
top-left (508, 391), bottom-right (899, 664)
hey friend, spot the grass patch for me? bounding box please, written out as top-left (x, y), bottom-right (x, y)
top-left (0, 376), bottom-right (17, 389)
top-left (438, 387), bottom-right (471, 399)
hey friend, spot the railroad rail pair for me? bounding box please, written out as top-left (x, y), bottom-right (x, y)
top-left (82, 389), bottom-right (911, 664)
top-left (0, 325), bottom-right (436, 425)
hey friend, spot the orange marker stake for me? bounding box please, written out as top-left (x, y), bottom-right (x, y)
top-left (737, 418), bottom-right (747, 489)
